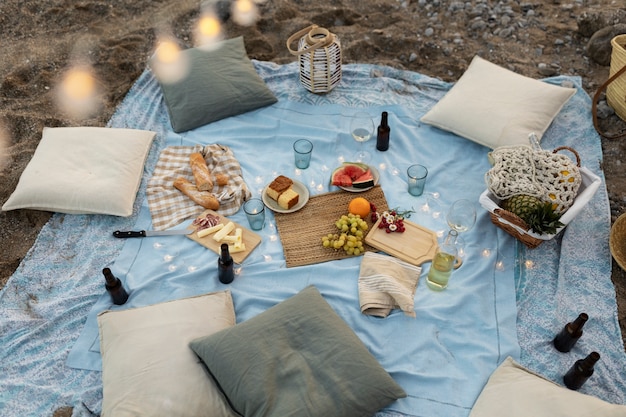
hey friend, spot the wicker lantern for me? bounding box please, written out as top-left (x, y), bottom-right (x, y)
top-left (287, 25), bottom-right (342, 94)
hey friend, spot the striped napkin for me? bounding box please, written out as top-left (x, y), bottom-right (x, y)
top-left (147, 144), bottom-right (251, 230)
top-left (358, 252), bottom-right (423, 318)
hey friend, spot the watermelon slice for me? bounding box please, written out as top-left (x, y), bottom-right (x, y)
top-left (331, 162), bottom-right (372, 187)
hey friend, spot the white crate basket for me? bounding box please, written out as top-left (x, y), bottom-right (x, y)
top-left (479, 166), bottom-right (601, 248)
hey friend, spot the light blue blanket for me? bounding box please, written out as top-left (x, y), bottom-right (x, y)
top-left (1, 62), bottom-right (624, 417)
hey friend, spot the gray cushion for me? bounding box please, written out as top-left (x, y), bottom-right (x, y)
top-left (190, 285), bottom-right (406, 417)
top-left (151, 36), bottom-right (277, 133)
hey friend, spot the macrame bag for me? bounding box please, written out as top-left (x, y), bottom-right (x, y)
top-left (486, 139), bottom-right (582, 215)
top-left (286, 25), bottom-right (342, 94)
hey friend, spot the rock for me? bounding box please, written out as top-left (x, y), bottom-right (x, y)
top-left (587, 24), bottom-right (626, 66)
top-left (596, 100), bottom-right (615, 120)
top-left (577, 9), bottom-right (626, 38)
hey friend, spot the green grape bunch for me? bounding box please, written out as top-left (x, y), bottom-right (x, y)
top-left (321, 213), bottom-right (369, 256)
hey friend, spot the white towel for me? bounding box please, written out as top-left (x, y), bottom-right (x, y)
top-left (358, 252), bottom-right (422, 318)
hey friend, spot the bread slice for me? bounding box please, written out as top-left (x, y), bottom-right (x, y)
top-left (278, 188), bottom-right (299, 210)
top-left (267, 175), bottom-right (293, 201)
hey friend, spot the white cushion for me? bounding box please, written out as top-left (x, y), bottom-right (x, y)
top-left (469, 357), bottom-right (626, 417)
top-left (2, 126), bottom-right (155, 216)
top-left (420, 56), bottom-right (575, 149)
top-left (98, 291), bottom-right (238, 417)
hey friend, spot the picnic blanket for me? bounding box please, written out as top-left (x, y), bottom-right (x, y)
top-left (1, 61), bottom-right (625, 417)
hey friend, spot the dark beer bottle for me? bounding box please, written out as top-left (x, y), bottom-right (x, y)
top-left (103, 267), bottom-right (129, 305)
top-left (376, 111), bottom-right (390, 151)
top-left (553, 313), bottom-right (588, 352)
top-left (218, 243), bottom-right (235, 284)
top-left (563, 351), bottom-right (600, 390)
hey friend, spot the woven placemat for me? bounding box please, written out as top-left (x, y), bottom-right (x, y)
top-left (274, 185), bottom-right (389, 267)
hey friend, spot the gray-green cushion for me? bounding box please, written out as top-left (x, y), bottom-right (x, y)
top-left (150, 36), bottom-right (277, 133)
top-left (189, 285), bottom-right (406, 417)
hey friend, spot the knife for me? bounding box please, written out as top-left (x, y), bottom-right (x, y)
top-left (113, 229), bottom-right (193, 238)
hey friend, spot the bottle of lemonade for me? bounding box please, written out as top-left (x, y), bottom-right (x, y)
top-left (427, 230), bottom-right (458, 291)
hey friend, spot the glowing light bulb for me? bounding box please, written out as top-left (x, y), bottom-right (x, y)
top-left (56, 65), bottom-right (100, 119)
top-left (155, 40), bottom-right (180, 64)
top-left (524, 260), bottom-right (535, 269)
top-left (233, 0), bottom-right (258, 25)
top-left (481, 248), bottom-right (491, 257)
top-left (151, 37), bottom-right (190, 84)
top-left (195, 13), bottom-right (222, 48)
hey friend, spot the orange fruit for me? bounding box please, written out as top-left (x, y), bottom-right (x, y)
top-left (348, 197), bottom-right (370, 218)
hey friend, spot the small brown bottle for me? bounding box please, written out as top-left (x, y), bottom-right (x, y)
top-left (563, 351), bottom-right (600, 390)
top-left (376, 111), bottom-right (390, 151)
top-left (103, 268), bottom-right (129, 305)
top-left (218, 243), bottom-right (235, 284)
top-left (553, 313), bottom-right (588, 352)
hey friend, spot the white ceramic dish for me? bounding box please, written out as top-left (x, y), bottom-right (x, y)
top-left (262, 179), bottom-right (310, 213)
top-left (336, 165), bottom-right (380, 193)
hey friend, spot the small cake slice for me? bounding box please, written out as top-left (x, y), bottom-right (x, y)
top-left (267, 175), bottom-right (293, 201)
top-left (278, 188), bottom-right (299, 210)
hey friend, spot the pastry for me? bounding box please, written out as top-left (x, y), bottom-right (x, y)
top-left (173, 177), bottom-right (220, 210)
top-left (277, 188), bottom-right (299, 210)
top-left (266, 175), bottom-right (293, 201)
top-left (189, 152), bottom-right (213, 191)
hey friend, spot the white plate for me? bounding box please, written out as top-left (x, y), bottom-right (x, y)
top-left (336, 165), bottom-right (380, 193)
top-left (262, 179), bottom-right (310, 213)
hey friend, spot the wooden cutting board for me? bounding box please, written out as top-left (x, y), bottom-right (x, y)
top-left (186, 209), bottom-right (261, 263)
top-left (364, 216), bottom-right (438, 266)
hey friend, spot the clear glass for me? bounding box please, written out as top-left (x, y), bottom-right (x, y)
top-left (243, 198), bottom-right (266, 230)
top-left (427, 230), bottom-right (458, 291)
top-left (446, 199), bottom-right (476, 265)
top-left (293, 139), bottom-right (313, 169)
top-left (350, 112), bottom-right (374, 163)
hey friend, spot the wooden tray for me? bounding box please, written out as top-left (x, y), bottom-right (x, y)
top-left (365, 217), bottom-right (438, 266)
top-left (186, 209), bottom-right (261, 263)
top-left (274, 185), bottom-right (389, 267)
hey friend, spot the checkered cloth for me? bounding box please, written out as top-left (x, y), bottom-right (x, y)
top-left (147, 144), bottom-right (251, 230)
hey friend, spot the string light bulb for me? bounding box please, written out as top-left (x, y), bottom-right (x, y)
top-left (232, 0), bottom-right (258, 26)
top-left (195, 12), bottom-right (223, 48)
top-left (56, 65), bottom-right (100, 120)
top-left (151, 36), bottom-right (190, 84)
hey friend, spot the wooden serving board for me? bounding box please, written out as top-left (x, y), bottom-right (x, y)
top-left (364, 216), bottom-right (438, 266)
top-left (186, 209), bottom-right (261, 263)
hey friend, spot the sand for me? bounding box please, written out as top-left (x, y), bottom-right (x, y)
top-left (1, 0), bottom-right (625, 386)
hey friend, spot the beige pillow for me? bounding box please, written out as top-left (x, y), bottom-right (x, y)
top-left (2, 126), bottom-right (155, 216)
top-left (420, 56), bottom-right (575, 149)
top-left (469, 357), bottom-right (626, 417)
top-left (98, 291), bottom-right (239, 417)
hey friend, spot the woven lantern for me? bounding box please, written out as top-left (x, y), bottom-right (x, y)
top-left (607, 34), bottom-right (626, 122)
top-left (287, 25), bottom-right (342, 94)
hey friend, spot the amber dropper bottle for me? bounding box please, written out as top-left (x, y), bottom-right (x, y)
top-left (553, 313), bottom-right (588, 352)
top-left (103, 267), bottom-right (129, 305)
top-left (563, 351), bottom-right (600, 390)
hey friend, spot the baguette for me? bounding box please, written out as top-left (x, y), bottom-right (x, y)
top-left (215, 173), bottom-right (229, 186)
top-left (173, 177), bottom-right (220, 210)
top-left (189, 152), bottom-right (213, 191)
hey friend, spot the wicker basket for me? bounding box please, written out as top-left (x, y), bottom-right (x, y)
top-left (287, 25), bottom-right (342, 94)
top-left (610, 212), bottom-right (626, 272)
top-left (607, 34), bottom-right (626, 122)
top-left (480, 166), bottom-right (602, 249)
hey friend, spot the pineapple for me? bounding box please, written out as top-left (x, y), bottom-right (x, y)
top-left (502, 194), bottom-right (564, 235)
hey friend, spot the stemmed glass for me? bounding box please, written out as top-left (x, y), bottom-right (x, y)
top-left (446, 199), bottom-right (476, 266)
top-left (350, 112), bottom-right (375, 163)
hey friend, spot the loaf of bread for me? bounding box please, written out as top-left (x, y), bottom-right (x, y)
top-left (215, 173), bottom-right (229, 186)
top-left (278, 188), bottom-right (299, 210)
top-left (173, 177), bottom-right (220, 210)
top-left (266, 175), bottom-right (293, 201)
top-left (189, 152), bottom-right (213, 191)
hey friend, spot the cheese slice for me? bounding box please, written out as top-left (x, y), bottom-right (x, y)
top-left (229, 242), bottom-right (246, 253)
top-left (222, 228), bottom-right (242, 244)
top-left (213, 221), bottom-right (235, 242)
top-left (196, 223), bottom-right (224, 238)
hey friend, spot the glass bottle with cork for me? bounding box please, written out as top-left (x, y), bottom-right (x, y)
top-left (553, 312), bottom-right (588, 352)
top-left (563, 351), bottom-right (600, 390)
top-left (218, 243), bottom-right (235, 284)
top-left (376, 111), bottom-right (390, 151)
top-left (102, 267), bottom-right (129, 305)
top-left (426, 230), bottom-right (458, 291)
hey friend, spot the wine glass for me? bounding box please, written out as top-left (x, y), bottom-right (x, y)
top-left (350, 112), bottom-right (374, 163)
top-left (446, 199), bottom-right (476, 267)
